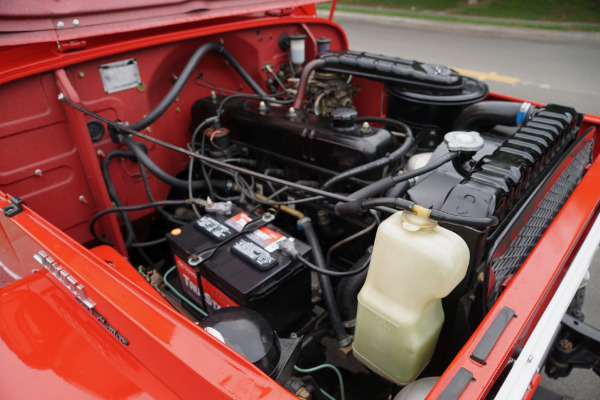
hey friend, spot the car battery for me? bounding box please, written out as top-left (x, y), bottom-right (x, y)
top-left (167, 206), bottom-right (312, 335)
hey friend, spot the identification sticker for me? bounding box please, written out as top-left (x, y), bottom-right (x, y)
top-left (225, 212), bottom-right (285, 252)
top-left (99, 59), bottom-right (141, 94)
top-left (232, 239), bottom-right (277, 270)
top-left (195, 216), bottom-right (232, 241)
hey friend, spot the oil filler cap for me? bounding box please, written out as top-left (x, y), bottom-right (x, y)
top-left (331, 107), bottom-right (357, 131)
top-left (444, 131), bottom-right (484, 152)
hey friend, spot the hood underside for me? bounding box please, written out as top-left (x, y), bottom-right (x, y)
top-left (0, 0), bottom-right (328, 46)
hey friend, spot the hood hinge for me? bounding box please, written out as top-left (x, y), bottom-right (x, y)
top-left (57, 39), bottom-right (87, 52)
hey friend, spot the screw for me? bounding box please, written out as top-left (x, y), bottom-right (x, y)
top-left (57, 93), bottom-right (65, 100)
top-left (72, 19), bottom-right (80, 26)
top-left (78, 71), bottom-right (85, 78)
top-left (57, 21), bottom-right (65, 29)
top-left (78, 195), bottom-right (88, 204)
top-left (34, 169), bottom-right (43, 177)
top-left (175, 107), bottom-right (181, 113)
top-left (96, 150), bottom-right (106, 158)
top-left (258, 101), bottom-right (267, 114)
top-left (527, 355), bottom-right (533, 363)
top-left (145, 127), bottom-right (152, 133)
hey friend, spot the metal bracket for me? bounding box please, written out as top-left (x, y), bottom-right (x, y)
top-left (2, 196), bottom-right (27, 218)
top-left (545, 313), bottom-right (600, 378)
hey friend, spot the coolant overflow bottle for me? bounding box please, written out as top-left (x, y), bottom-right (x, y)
top-left (353, 211), bottom-right (469, 386)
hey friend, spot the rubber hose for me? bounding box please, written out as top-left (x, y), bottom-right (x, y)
top-left (101, 149), bottom-right (137, 247)
top-left (344, 152), bottom-right (460, 202)
top-left (122, 136), bottom-right (225, 191)
top-left (129, 42), bottom-right (266, 131)
top-left (292, 59), bottom-right (325, 110)
top-left (300, 218), bottom-right (352, 347)
top-left (453, 101), bottom-right (534, 132)
top-left (336, 251), bottom-right (372, 321)
top-left (385, 180), bottom-right (410, 198)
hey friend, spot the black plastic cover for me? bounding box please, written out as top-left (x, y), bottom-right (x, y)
top-left (200, 307), bottom-right (281, 376)
top-left (317, 50), bottom-right (463, 92)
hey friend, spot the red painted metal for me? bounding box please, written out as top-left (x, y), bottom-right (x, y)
top-left (522, 373), bottom-right (542, 400)
top-left (54, 68), bottom-right (128, 255)
top-left (1, 2), bottom-right (599, 398)
top-left (0, 0), bottom-right (328, 46)
top-left (0, 18), bottom-right (348, 245)
top-left (0, 192), bottom-right (297, 399)
top-left (426, 127), bottom-right (600, 399)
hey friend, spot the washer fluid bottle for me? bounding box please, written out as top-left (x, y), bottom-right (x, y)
top-left (353, 211), bottom-right (469, 385)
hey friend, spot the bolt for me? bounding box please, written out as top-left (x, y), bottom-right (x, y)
top-left (361, 121), bottom-right (371, 134)
top-left (34, 169), bottom-right (43, 177)
top-left (78, 195), bottom-right (88, 204)
top-left (258, 101), bottom-right (267, 115)
top-left (78, 71), bottom-right (85, 78)
top-left (72, 19), bottom-right (80, 26)
top-left (527, 355), bottom-right (533, 363)
top-left (57, 93), bottom-right (65, 100)
top-left (288, 107), bottom-right (297, 119)
top-left (57, 21), bottom-right (65, 29)
top-left (210, 90), bottom-right (217, 103)
top-left (188, 254), bottom-right (202, 266)
top-left (477, 272), bottom-right (485, 283)
top-left (96, 149), bottom-right (106, 158)
top-left (559, 339), bottom-right (573, 352)
top-left (145, 127), bottom-right (152, 133)
top-left (175, 107), bottom-right (181, 113)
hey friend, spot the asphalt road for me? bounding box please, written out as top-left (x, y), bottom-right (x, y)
top-left (327, 11), bottom-right (600, 399)
top-left (327, 12), bottom-right (600, 116)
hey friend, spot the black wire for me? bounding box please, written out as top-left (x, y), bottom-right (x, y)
top-left (130, 237), bottom-right (168, 248)
top-left (90, 200), bottom-right (191, 246)
top-left (297, 253), bottom-right (371, 277)
top-left (137, 160), bottom-right (187, 225)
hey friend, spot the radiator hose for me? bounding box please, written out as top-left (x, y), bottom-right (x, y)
top-left (299, 218), bottom-right (352, 348)
top-left (453, 101), bottom-right (536, 132)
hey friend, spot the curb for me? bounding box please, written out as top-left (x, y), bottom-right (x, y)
top-left (318, 9), bottom-right (600, 43)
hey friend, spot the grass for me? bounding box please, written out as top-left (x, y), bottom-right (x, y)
top-left (330, 0), bottom-right (600, 24)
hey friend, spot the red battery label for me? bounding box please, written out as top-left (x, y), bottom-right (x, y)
top-left (200, 277), bottom-right (238, 312)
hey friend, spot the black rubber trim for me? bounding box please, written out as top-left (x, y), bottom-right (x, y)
top-left (471, 306), bottom-right (516, 365)
top-left (438, 367), bottom-right (473, 400)
top-left (2, 196), bottom-right (26, 218)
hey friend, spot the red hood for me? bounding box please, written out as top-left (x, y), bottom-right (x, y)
top-left (0, 273), bottom-right (180, 399)
top-left (0, 0), bottom-right (328, 46)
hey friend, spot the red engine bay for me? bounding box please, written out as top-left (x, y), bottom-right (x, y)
top-left (1, 2), bottom-right (600, 399)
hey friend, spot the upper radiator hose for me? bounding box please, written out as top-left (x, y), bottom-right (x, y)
top-left (453, 101), bottom-right (536, 132)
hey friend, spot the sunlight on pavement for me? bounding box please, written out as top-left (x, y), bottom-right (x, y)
top-left (452, 67), bottom-right (521, 84)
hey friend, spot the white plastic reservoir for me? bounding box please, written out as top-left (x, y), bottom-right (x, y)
top-left (353, 211), bottom-right (469, 385)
